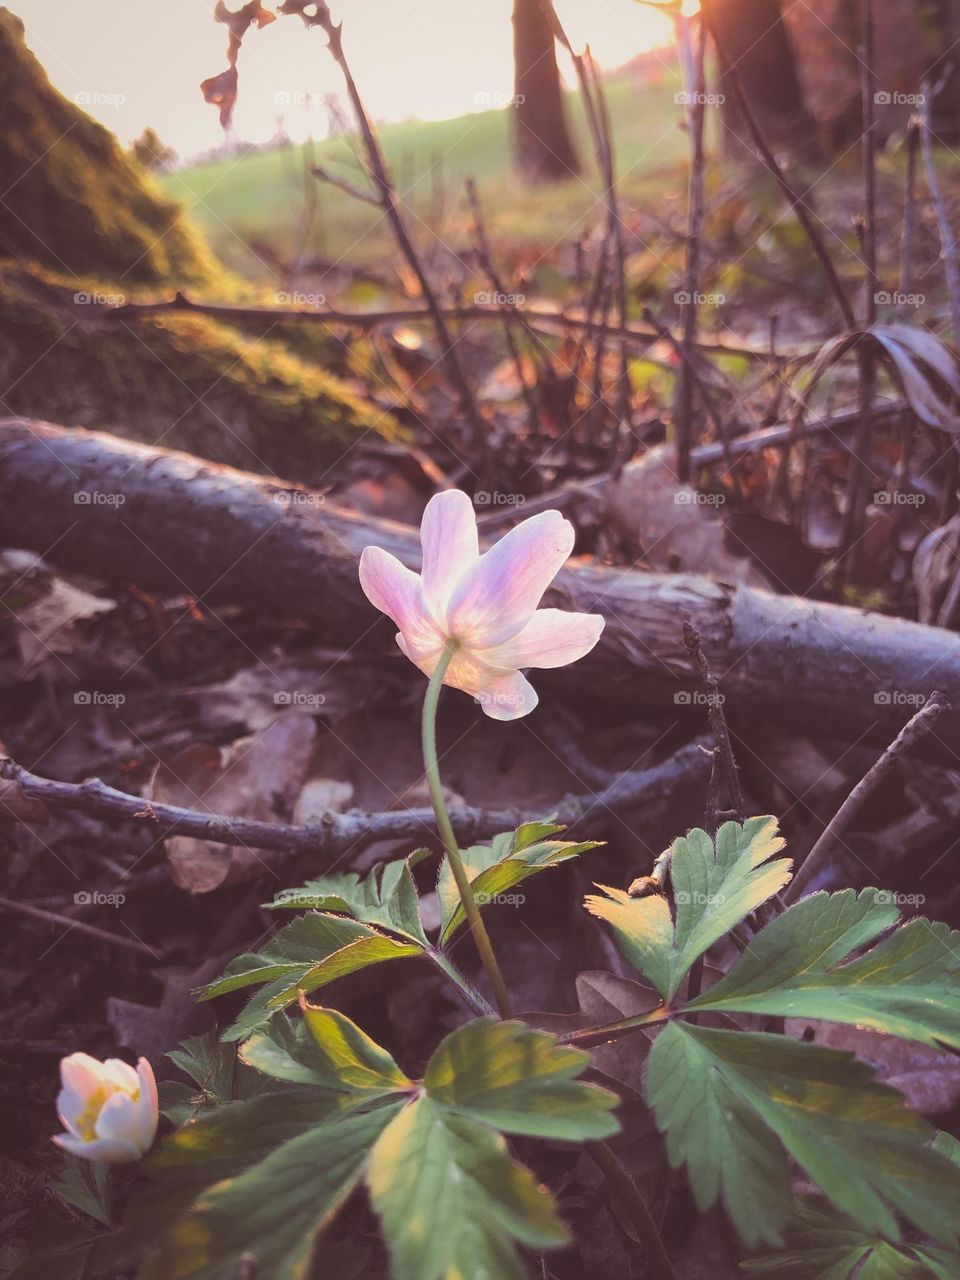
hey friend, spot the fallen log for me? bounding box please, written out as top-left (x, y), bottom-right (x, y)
top-left (1, 418), bottom-right (958, 761)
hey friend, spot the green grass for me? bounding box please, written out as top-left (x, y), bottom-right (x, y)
top-left (161, 66), bottom-right (688, 279)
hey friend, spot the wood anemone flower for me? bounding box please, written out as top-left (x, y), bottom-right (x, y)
top-left (359, 489), bottom-right (604, 719)
top-left (53, 1053), bottom-right (158, 1163)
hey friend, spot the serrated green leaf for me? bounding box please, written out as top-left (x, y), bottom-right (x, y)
top-left (51, 1156), bottom-right (113, 1227)
top-left (685, 888), bottom-right (960, 1050)
top-left (195, 913), bottom-right (376, 1000)
top-left (423, 1017), bottom-right (619, 1140)
top-left (163, 1030), bottom-right (265, 1121)
top-left (366, 1095), bottom-right (568, 1280)
top-left (647, 1022), bottom-right (960, 1248)
top-left (300, 1004), bottom-right (413, 1095)
top-left (265, 851), bottom-right (430, 946)
top-left (142, 1104), bottom-right (402, 1280)
top-left (265, 934), bottom-right (423, 1010)
top-left (439, 825), bottom-right (597, 943)
top-left (744, 1197), bottom-right (960, 1279)
top-left (586, 816), bottom-right (791, 999)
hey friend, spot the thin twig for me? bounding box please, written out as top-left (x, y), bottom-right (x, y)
top-left (784, 692), bottom-right (947, 904)
top-left (0, 743), bottom-right (711, 867)
top-left (0, 894), bottom-right (157, 958)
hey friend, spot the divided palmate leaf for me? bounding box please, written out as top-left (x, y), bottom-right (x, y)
top-left (646, 1022), bottom-right (960, 1248)
top-left (162, 1029), bottom-right (267, 1123)
top-left (585, 816), bottom-right (790, 1000)
top-left (263, 850), bottom-right (431, 946)
top-left (685, 888), bottom-right (960, 1050)
top-left (423, 1017), bottom-right (619, 1140)
top-left (367, 1096), bottom-right (568, 1280)
top-left (194, 912), bottom-right (422, 1041)
top-left (743, 1196), bottom-right (960, 1279)
top-left (439, 821), bottom-right (598, 943)
top-left (141, 1105), bottom-right (402, 1280)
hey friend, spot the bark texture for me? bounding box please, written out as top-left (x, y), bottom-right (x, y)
top-left (2, 418), bottom-right (959, 761)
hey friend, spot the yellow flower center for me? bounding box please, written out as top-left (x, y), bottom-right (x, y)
top-left (73, 1083), bottom-right (139, 1142)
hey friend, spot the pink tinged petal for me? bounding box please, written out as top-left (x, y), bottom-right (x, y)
top-left (101, 1058), bottom-right (140, 1092)
top-left (446, 510), bottom-right (576, 648)
top-left (95, 1092), bottom-right (140, 1148)
top-left (359, 546), bottom-right (443, 658)
top-left (54, 1133), bottom-right (142, 1163)
top-left (475, 672), bottom-right (539, 721)
top-left (419, 490), bottom-right (479, 626)
top-left (57, 1087), bottom-right (86, 1137)
top-left (60, 1052), bottom-right (110, 1097)
top-left (134, 1058), bottom-right (159, 1151)
top-left (477, 609), bottom-right (604, 671)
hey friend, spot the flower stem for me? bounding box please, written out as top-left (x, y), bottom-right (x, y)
top-left (588, 1142), bottom-right (676, 1280)
top-left (422, 640), bottom-right (513, 1018)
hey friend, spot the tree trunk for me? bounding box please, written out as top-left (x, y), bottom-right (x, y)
top-left (2, 418), bottom-right (960, 762)
top-left (703, 0), bottom-right (819, 159)
top-left (512, 0), bottom-right (579, 180)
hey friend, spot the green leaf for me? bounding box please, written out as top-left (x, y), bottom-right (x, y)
top-left (162, 1030), bottom-right (266, 1122)
top-left (197, 912), bottom-right (423, 1041)
top-left (142, 1104), bottom-right (402, 1280)
top-left (265, 850), bottom-right (431, 946)
top-left (743, 1198), bottom-right (960, 1279)
top-left (685, 888), bottom-right (960, 1050)
top-left (51, 1156), bottom-right (113, 1227)
top-left (264, 934), bottom-right (423, 1010)
top-left (194, 913), bottom-right (377, 1000)
top-left (299, 1004), bottom-right (413, 1095)
top-left (440, 823), bottom-right (597, 943)
top-left (366, 1095), bottom-right (568, 1280)
top-left (586, 816), bottom-right (791, 999)
top-left (423, 1017), bottom-right (619, 1140)
top-left (646, 1022), bottom-right (960, 1247)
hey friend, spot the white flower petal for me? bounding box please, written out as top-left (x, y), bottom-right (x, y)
top-left (60, 1052), bottom-right (111, 1097)
top-left (101, 1058), bottom-right (140, 1092)
top-left (359, 546), bottom-right (443, 658)
top-left (446, 510), bottom-right (576, 647)
top-left (476, 672), bottom-right (539, 720)
top-left (477, 609), bottom-right (604, 671)
top-left (94, 1091), bottom-right (139, 1145)
top-left (57, 1086), bottom-right (86, 1136)
top-left (134, 1058), bottom-right (159, 1151)
top-left (54, 1133), bottom-right (141, 1163)
top-left (419, 490), bottom-right (479, 626)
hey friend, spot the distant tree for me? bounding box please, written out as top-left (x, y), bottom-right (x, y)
top-left (512, 0), bottom-right (580, 180)
top-left (130, 126), bottom-right (177, 172)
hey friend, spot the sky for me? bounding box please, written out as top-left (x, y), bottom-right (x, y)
top-left (11, 0), bottom-right (675, 161)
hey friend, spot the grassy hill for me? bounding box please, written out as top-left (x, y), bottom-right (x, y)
top-left (161, 64), bottom-right (687, 279)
